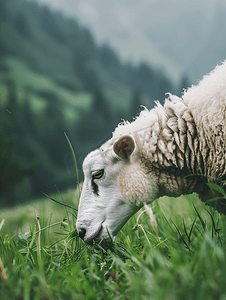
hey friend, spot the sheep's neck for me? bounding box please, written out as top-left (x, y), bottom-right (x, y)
top-left (140, 99), bottom-right (226, 204)
top-left (138, 99), bottom-right (209, 197)
top-left (138, 102), bottom-right (203, 173)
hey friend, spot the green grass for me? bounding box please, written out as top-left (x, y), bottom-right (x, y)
top-left (1, 190), bottom-right (226, 300)
top-left (0, 57), bottom-right (92, 122)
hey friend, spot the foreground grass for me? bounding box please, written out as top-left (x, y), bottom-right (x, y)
top-left (1, 191), bottom-right (226, 300)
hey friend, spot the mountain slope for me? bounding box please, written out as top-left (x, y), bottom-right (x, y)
top-left (0, 0), bottom-right (176, 206)
top-left (35, 0), bottom-right (226, 82)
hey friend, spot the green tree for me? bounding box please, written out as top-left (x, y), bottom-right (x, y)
top-left (98, 44), bottom-right (121, 80)
top-left (39, 6), bottom-right (65, 43)
top-left (15, 10), bottom-right (33, 39)
top-left (0, 81), bottom-right (36, 204)
top-left (0, 97), bottom-right (35, 204)
top-left (178, 75), bottom-right (190, 96)
top-left (75, 86), bottom-right (113, 150)
top-left (0, 128), bottom-right (33, 199)
top-left (128, 88), bottom-right (142, 121)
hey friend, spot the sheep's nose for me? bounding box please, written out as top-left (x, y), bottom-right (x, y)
top-left (78, 228), bottom-right (86, 240)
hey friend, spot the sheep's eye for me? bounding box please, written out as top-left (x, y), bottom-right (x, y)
top-left (93, 170), bottom-right (104, 179)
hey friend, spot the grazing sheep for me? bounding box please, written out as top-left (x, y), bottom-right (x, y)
top-left (76, 61), bottom-right (226, 244)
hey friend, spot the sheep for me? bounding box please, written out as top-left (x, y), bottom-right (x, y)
top-left (76, 61), bottom-right (226, 245)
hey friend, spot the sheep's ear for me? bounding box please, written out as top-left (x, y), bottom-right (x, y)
top-left (113, 135), bottom-right (135, 161)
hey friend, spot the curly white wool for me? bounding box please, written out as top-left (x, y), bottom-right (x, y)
top-left (111, 60), bottom-right (226, 210)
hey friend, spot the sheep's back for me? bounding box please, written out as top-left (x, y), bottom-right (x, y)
top-left (183, 61), bottom-right (226, 180)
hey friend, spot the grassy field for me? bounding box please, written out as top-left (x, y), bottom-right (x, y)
top-left (1, 189), bottom-right (226, 300)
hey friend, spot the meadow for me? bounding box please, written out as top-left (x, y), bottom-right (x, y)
top-left (1, 187), bottom-right (226, 300)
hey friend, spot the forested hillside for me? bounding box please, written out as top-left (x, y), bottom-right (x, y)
top-left (0, 0), bottom-right (183, 207)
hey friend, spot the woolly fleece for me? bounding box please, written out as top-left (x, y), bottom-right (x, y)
top-left (111, 60), bottom-right (226, 213)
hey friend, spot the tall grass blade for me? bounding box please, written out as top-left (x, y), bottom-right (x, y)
top-left (172, 221), bottom-right (192, 252)
top-left (182, 220), bottom-right (189, 243)
top-left (188, 217), bottom-right (197, 243)
top-left (206, 183), bottom-right (226, 196)
top-left (205, 196), bottom-right (225, 204)
top-left (64, 132), bottom-right (80, 186)
top-left (193, 205), bottom-right (206, 231)
top-left (42, 192), bottom-right (77, 211)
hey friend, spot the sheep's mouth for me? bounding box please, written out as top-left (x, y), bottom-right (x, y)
top-left (83, 224), bottom-right (114, 249)
top-left (84, 223), bottom-right (103, 245)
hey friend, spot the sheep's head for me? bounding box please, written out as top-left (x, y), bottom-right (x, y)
top-left (76, 135), bottom-right (159, 245)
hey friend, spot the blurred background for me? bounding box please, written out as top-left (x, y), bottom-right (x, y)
top-left (1, 0), bottom-right (226, 208)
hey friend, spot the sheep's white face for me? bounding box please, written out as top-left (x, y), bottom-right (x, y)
top-left (76, 135), bottom-right (155, 244)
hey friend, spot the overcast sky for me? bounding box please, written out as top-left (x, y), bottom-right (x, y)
top-left (33, 0), bottom-right (226, 83)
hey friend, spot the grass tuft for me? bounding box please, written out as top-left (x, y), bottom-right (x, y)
top-left (1, 190), bottom-right (226, 299)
